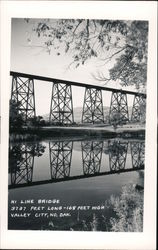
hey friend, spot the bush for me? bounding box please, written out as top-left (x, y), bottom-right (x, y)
top-left (105, 184), bottom-right (144, 232)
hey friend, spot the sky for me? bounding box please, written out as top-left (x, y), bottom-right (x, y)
top-left (10, 18), bottom-right (135, 116)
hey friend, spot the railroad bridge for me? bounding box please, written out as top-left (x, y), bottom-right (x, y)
top-left (10, 71), bottom-right (146, 124)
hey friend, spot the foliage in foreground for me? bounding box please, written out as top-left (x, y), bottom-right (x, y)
top-left (26, 19), bottom-right (148, 89)
top-left (105, 183), bottom-right (144, 232)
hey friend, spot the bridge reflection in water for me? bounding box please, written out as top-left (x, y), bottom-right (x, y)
top-left (49, 141), bottom-right (73, 179)
top-left (108, 141), bottom-right (128, 171)
top-left (81, 141), bottom-right (103, 175)
top-left (9, 144), bottom-right (35, 185)
top-left (9, 139), bottom-right (145, 189)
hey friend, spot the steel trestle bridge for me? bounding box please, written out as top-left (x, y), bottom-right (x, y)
top-left (10, 71), bottom-right (146, 124)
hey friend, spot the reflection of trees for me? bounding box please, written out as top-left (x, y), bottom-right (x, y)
top-left (9, 142), bottom-right (46, 184)
top-left (108, 140), bottom-right (128, 171)
top-left (49, 141), bottom-right (73, 179)
top-left (106, 140), bottom-right (145, 172)
top-left (81, 141), bottom-right (103, 175)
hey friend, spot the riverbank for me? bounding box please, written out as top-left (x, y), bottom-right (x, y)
top-left (38, 125), bottom-right (145, 138)
top-left (9, 124), bottom-right (145, 142)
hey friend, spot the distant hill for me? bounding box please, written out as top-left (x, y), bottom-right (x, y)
top-left (42, 106), bottom-right (133, 123)
top-left (42, 106), bottom-right (110, 123)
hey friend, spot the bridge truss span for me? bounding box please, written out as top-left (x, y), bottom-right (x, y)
top-left (10, 71), bottom-right (146, 124)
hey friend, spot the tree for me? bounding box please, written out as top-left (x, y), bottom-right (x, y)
top-left (27, 116), bottom-right (46, 128)
top-left (109, 111), bottom-right (128, 129)
top-left (106, 184), bottom-right (144, 232)
top-left (109, 21), bottom-right (148, 90)
top-left (26, 19), bottom-right (148, 89)
top-left (9, 100), bottom-right (24, 130)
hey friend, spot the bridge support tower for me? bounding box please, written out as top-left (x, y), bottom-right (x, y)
top-left (81, 141), bottom-right (103, 175)
top-left (49, 141), bottom-right (73, 179)
top-left (131, 95), bottom-right (146, 123)
top-left (9, 144), bottom-right (34, 185)
top-left (49, 83), bottom-right (74, 124)
top-left (130, 141), bottom-right (145, 168)
top-left (11, 75), bottom-right (36, 122)
top-left (82, 87), bottom-right (104, 124)
top-left (108, 140), bottom-right (128, 171)
top-left (109, 91), bottom-right (129, 125)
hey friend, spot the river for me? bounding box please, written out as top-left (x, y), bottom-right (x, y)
top-left (8, 137), bottom-right (145, 231)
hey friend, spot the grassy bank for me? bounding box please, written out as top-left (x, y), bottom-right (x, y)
top-left (9, 125), bottom-right (145, 142)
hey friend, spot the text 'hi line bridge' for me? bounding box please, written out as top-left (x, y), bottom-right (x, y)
top-left (10, 71), bottom-right (146, 124)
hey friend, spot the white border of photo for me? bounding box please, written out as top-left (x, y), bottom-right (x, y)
top-left (0, 1), bottom-right (157, 249)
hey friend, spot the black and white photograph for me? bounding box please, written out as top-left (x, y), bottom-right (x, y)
top-left (0, 1), bottom-right (157, 249)
top-left (8, 17), bottom-right (147, 231)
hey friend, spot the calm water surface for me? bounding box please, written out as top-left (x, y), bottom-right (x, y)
top-left (8, 137), bottom-right (145, 231)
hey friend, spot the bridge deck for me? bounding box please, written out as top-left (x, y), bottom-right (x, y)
top-left (9, 166), bottom-right (144, 189)
top-left (10, 71), bottom-right (146, 97)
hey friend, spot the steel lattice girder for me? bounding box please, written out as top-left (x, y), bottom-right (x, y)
top-left (10, 144), bottom-right (34, 185)
top-left (11, 76), bottom-right (36, 122)
top-left (131, 95), bottom-right (146, 122)
top-left (130, 141), bottom-right (145, 168)
top-left (49, 141), bottom-right (73, 179)
top-left (108, 140), bottom-right (128, 171)
top-left (109, 91), bottom-right (129, 124)
top-left (49, 83), bottom-right (74, 124)
top-left (81, 141), bottom-right (103, 175)
top-left (82, 87), bottom-right (104, 124)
